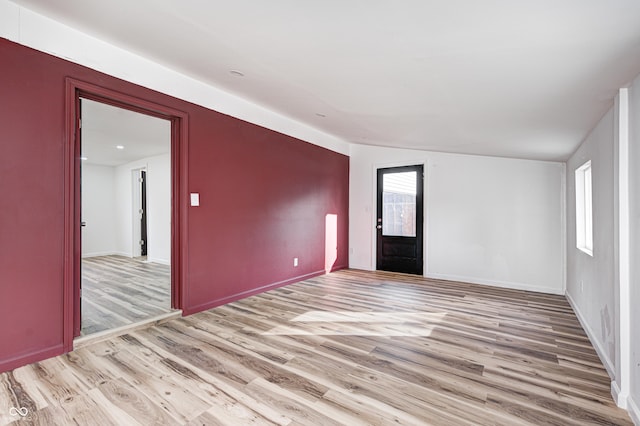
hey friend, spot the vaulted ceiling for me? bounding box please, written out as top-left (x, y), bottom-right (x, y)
top-left (11, 0), bottom-right (640, 161)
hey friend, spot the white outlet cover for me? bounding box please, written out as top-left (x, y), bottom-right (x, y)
top-left (190, 193), bottom-right (200, 206)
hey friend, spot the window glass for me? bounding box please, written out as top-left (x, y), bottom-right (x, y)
top-left (382, 171), bottom-right (417, 237)
top-left (575, 161), bottom-right (593, 256)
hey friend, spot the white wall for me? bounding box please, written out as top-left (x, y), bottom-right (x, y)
top-left (627, 74), bottom-right (640, 425)
top-left (146, 153), bottom-right (171, 264)
top-left (82, 154), bottom-right (170, 264)
top-left (349, 144), bottom-right (565, 294)
top-left (566, 108), bottom-right (616, 375)
top-left (115, 154), bottom-right (171, 264)
top-left (565, 76), bottom-right (640, 423)
top-left (81, 164), bottom-right (117, 257)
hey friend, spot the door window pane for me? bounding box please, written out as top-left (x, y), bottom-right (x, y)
top-left (382, 171), bottom-right (417, 237)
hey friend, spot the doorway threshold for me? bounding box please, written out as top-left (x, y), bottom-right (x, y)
top-left (73, 309), bottom-right (182, 350)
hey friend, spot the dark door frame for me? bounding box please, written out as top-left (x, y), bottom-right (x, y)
top-left (376, 164), bottom-right (424, 275)
top-left (140, 170), bottom-right (148, 257)
top-left (63, 78), bottom-right (189, 349)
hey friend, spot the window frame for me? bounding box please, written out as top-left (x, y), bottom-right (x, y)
top-left (575, 160), bottom-right (593, 256)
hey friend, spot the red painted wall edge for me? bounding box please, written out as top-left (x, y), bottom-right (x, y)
top-left (0, 38), bottom-right (349, 373)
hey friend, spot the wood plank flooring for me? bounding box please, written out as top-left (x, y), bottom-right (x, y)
top-left (0, 269), bottom-right (632, 425)
top-left (81, 256), bottom-right (172, 336)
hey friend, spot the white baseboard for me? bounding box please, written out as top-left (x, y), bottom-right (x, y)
top-left (628, 395), bottom-right (640, 425)
top-left (565, 291), bottom-right (615, 379)
top-left (612, 380), bottom-right (628, 409)
top-left (425, 272), bottom-right (564, 295)
top-left (82, 251), bottom-right (120, 258)
top-left (346, 267), bottom-right (564, 295)
top-left (147, 257), bottom-right (170, 265)
top-left (348, 263), bottom-right (374, 272)
top-left (83, 251), bottom-right (147, 259)
top-left (81, 252), bottom-right (169, 265)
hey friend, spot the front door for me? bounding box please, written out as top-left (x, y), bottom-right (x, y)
top-left (376, 165), bottom-right (424, 275)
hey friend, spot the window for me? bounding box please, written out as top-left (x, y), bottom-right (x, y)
top-left (575, 161), bottom-right (593, 256)
top-left (382, 171), bottom-right (417, 237)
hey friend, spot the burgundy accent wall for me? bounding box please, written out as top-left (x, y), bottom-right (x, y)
top-left (0, 38), bottom-right (349, 372)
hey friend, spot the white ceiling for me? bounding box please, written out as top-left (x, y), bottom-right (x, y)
top-left (13, 0), bottom-right (640, 161)
top-left (81, 99), bottom-right (170, 166)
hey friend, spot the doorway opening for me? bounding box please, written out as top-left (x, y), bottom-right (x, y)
top-left (79, 98), bottom-right (173, 336)
top-left (376, 165), bottom-right (424, 275)
top-left (63, 78), bottom-right (188, 349)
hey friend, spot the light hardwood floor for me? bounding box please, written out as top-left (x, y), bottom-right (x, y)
top-left (81, 255), bottom-right (172, 336)
top-left (0, 269), bottom-right (632, 425)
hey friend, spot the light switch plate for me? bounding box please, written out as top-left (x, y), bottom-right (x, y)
top-left (190, 193), bottom-right (200, 206)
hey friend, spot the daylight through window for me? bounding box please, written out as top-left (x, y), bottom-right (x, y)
top-left (575, 161), bottom-right (593, 256)
top-left (382, 172), bottom-right (417, 237)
